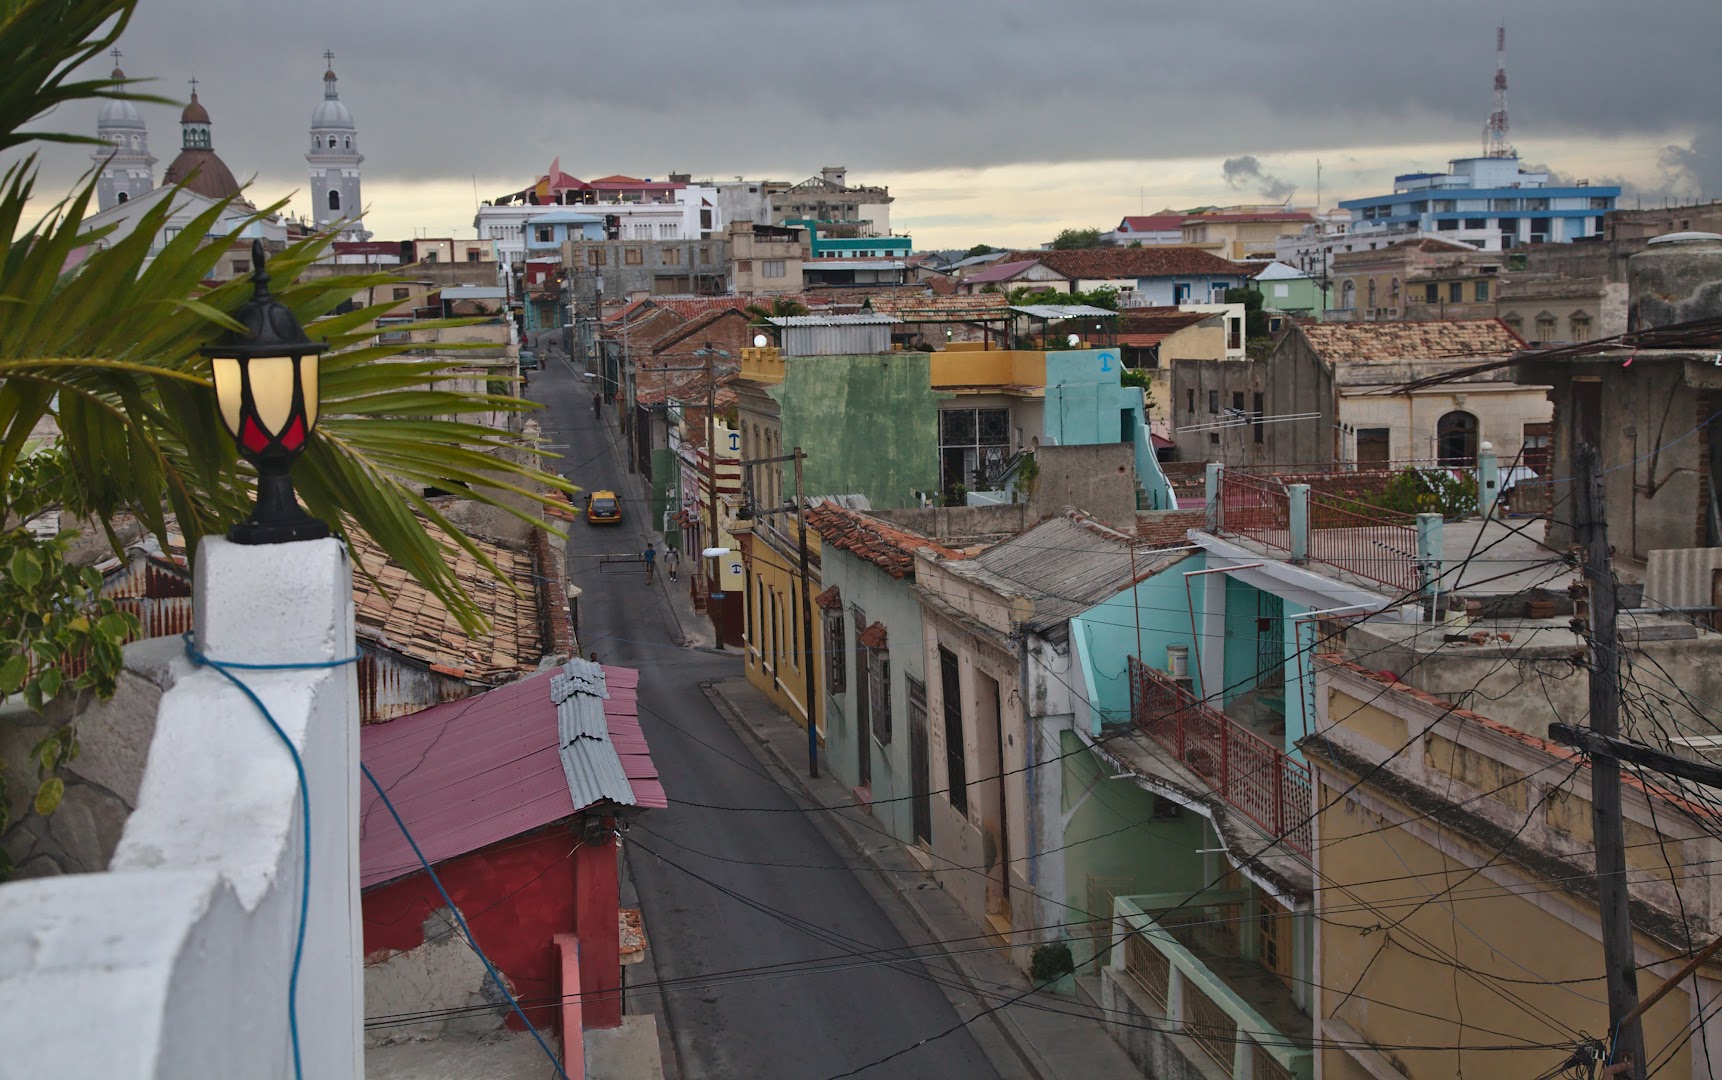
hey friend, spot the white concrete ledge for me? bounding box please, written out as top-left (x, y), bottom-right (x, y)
top-left (0, 535), bottom-right (363, 1079)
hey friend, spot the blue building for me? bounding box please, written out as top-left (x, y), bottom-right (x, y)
top-left (523, 209), bottom-right (604, 255)
top-left (1340, 155), bottom-right (1618, 252)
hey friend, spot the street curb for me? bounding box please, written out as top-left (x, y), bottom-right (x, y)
top-left (699, 680), bottom-right (1057, 1080)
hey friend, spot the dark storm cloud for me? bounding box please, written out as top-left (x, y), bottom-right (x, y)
top-left (24, 0), bottom-right (1722, 204)
top-left (1221, 156), bottom-right (1296, 202)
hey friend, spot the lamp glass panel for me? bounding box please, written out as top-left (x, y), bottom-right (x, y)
top-left (211, 357), bottom-right (243, 437)
top-left (248, 355), bottom-right (297, 437)
top-left (300, 354), bottom-right (319, 430)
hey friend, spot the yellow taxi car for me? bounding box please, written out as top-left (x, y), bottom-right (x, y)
top-left (585, 490), bottom-right (623, 525)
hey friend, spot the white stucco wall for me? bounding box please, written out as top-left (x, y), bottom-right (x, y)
top-left (0, 536), bottom-right (363, 1078)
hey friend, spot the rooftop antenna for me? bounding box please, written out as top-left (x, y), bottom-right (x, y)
top-left (1484, 23), bottom-right (1515, 159)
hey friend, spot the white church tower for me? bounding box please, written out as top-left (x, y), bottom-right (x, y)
top-left (306, 52), bottom-right (369, 240)
top-left (93, 49), bottom-right (156, 211)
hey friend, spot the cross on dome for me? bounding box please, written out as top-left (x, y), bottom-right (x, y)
top-left (188, 75), bottom-right (198, 96)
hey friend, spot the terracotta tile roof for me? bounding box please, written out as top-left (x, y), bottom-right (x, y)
top-left (1180, 211), bottom-right (1314, 225)
top-left (1298, 319), bottom-right (1525, 363)
top-left (814, 585), bottom-right (842, 610)
top-left (865, 293), bottom-right (1011, 321)
top-left (1136, 509), bottom-right (1208, 547)
top-left (633, 361), bottom-right (739, 409)
top-left (1118, 214), bottom-right (1187, 232)
top-left (348, 522), bottom-right (542, 683)
top-left (1120, 309), bottom-right (1213, 335)
top-left (1003, 247), bottom-right (1249, 280)
top-left (858, 622), bottom-right (888, 649)
top-left (806, 503), bottom-right (964, 579)
top-left (963, 259), bottom-right (1044, 285)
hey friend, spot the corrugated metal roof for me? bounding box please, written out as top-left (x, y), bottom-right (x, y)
top-left (358, 661), bottom-right (663, 891)
top-left (942, 512), bottom-right (1191, 631)
top-left (765, 313), bottom-right (901, 327)
top-left (1011, 304), bottom-right (1120, 319)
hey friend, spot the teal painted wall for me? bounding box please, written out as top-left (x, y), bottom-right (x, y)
top-left (1059, 729), bottom-right (1208, 966)
top-left (819, 545), bottom-right (927, 846)
top-left (1284, 599), bottom-right (1314, 760)
top-left (772, 353), bottom-right (942, 509)
top-left (1070, 552), bottom-right (1206, 734)
top-left (1042, 348), bottom-right (1174, 509)
top-left (1222, 576), bottom-right (1262, 710)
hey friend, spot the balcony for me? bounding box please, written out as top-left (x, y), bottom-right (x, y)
top-left (1104, 895), bottom-right (1312, 1080)
top-left (1218, 471), bottom-right (1422, 593)
top-left (1127, 658), bottom-right (1312, 854)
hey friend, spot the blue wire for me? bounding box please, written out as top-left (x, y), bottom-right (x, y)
top-left (180, 633), bottom-right (355, 1080)
top-left (360, 761), bottom-right (571, 1080)
top-left (180, 633), bottom-right (569, 1079)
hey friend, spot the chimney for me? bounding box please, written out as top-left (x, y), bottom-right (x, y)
top-left (1627, 232), bottom-right (1722, 332)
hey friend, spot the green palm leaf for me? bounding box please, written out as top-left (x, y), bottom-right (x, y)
top-left (1, 0), bottom-right (572, 636)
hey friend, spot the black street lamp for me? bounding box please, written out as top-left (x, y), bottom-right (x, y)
top-left (205, 239), bottom-right (330, 545)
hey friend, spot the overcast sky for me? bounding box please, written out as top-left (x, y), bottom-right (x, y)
top-left (26, 0), bottom-right (1722, 249)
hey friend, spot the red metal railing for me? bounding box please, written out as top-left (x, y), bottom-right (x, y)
top-left (1218, 472), bottom-right (1289, 553)
top-left (1306, 491), bottom-right (1420, 593)
top-left (1128, 657), bottom-right (1313, 854)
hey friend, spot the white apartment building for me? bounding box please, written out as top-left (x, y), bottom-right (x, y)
top-left (476, 183), bottom-right (720, 264)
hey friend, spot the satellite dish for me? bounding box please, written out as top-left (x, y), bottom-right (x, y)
top-left (753, 334), bottom-right (769, 348)
top-left (1067, 333), bottom-right (1080, 347)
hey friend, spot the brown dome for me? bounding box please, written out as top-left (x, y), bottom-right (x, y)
top-left (163, 149), bottom-right (242, 200)
top-left (181, 93), bottom-right (210, 124)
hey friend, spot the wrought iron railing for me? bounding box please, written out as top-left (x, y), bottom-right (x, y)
top-left (1124, 932), bottom-right (1170, 1008)
top-left (1184, 979), bottom-right (1240, 1073)
top-left (1219, 472), bottom-right (1289, 552)
top-left (1306, 490), bottom-right (1420, 593)
top-left (1128, 658), bottom-right (1313, 854)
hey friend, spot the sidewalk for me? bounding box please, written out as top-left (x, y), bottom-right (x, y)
top-left (703, 676), bottom-right (1142, 1080)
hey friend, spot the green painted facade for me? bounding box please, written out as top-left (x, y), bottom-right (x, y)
top-left (1058, 729), bottom-right (1208, 967)
top-left (650, 446), bottom-right (679, 548)
top-left (771, 352), bottom-right (942, 509)
top-left (818, 543), bottom-right (926, 846)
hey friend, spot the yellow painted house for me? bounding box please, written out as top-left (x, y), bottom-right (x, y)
top-left (1307, 658), bottom-right (1722, 1080)
top-left (737, 510), bottom-right (825, 742)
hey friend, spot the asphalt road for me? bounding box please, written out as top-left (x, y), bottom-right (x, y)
top-left (526, 354), bottom-right (1000, 1080)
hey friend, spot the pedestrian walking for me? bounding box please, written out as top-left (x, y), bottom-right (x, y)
top-left (592, 391), bottom-right (603, 420)
top-left (664, 545), bottom-right (681, 583)
top-left (643, 542), bottom-right (657, 584)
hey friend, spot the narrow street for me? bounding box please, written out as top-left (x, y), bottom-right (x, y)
top-left (527, 354), bottom-right (1001, 1079)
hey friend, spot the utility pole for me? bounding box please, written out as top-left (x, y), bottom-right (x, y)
top-left (1575, 442), bottom-right (1646, 1080)
top-left (794, 447), bottom-right (819, 779)
top-left (705, 343), bottom-right (723, 650)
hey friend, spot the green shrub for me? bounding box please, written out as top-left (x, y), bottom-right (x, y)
top-left (1030, 941), bottom-right (1075, 983)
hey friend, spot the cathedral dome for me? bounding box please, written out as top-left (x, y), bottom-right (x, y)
top-left (181, 95), bottom-right (211, 125)
top-left (163, 149), bottom-right (242, 200)
top-left (97, 68), bottom-right (145, 130)
top-left (312, 69), bottom-right (355, 130)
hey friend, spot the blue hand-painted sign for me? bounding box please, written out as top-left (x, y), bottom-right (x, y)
top-left (1099, 351), bottom-right (1116, 372)
top-left (728, 431), bottom-right (741, 452)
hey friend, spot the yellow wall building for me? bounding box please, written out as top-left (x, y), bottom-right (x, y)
top-left (1307, 659), bottom-right (1722, 1080)
top-left (739, 512), bottom-right (825, 740)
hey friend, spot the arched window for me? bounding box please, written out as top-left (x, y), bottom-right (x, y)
top-left (328, 189), bottom-right (341, 212)
top-left (1437, 410), bottom-right (1479, 467)
top-left (116, 191), bottom-right (128, 204)
top-left (343, 136), bottom-right (351, 150)
top-left (1366, 279), bottom-right (1377, 312)
top-left (130, 135), bottom-right (139, 149)
top-left (1389, 276), bottom-right (1400, 304)
top-left (1341, 280), bottom-right (1356, 310)
top-left (314, 136), bottom-right (321, 149)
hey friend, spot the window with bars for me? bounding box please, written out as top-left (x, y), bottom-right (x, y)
top-left (824, 610), bottom-right (845, 694)
top-left (939, 645), bottom-right (967, 815)
top-left (868, 646), bottom-right (891, 745)
top-left (939, 407), bottom-right (1011, 491)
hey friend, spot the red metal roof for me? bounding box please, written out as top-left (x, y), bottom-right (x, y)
top-left (359, 663), bottom-right (663, 890)
top-left (1118, 214), bottom-right (1186, 232)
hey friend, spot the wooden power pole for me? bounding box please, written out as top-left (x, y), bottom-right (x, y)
top-left (1575, 442), bottom-right (1646, 1079)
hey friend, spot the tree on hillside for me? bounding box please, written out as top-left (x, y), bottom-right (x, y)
top-left (1049, 228), bottom-right (1104, 250)
top-left (964, 244), bottom-right (999, 258)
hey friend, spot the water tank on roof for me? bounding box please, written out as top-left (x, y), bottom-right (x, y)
top-left (1627, 232), bottom-right (1722, 332)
